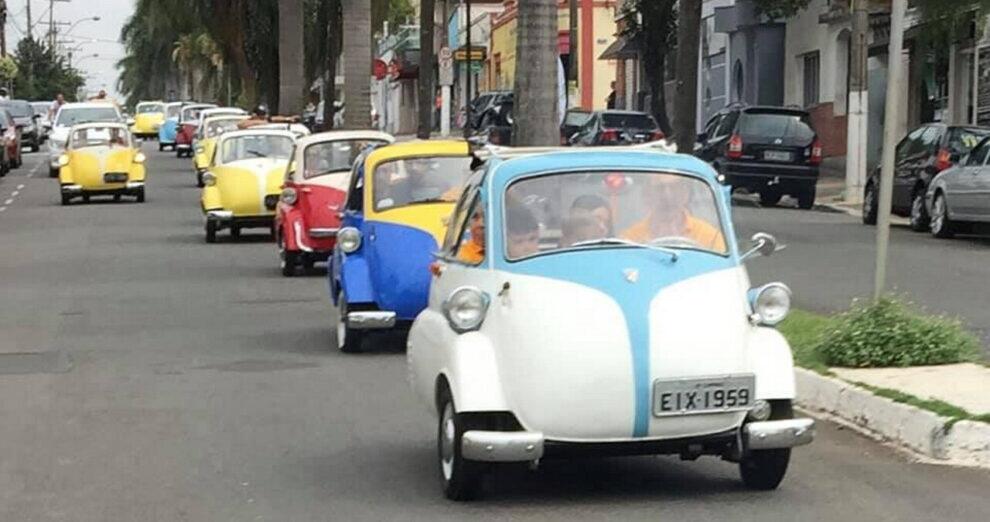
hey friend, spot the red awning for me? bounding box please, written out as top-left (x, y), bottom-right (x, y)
top-left (558, 31), bottom-right (570, 55)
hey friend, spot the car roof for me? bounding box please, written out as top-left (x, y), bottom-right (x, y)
top-left (217, 129), bottom-right (297, 142)
top-left (59, 102), bottom-right (121, 110)
top-left (202, 114), bottom-right (248, 124)
top-left (365, 139), bottom-right (471, 169)
top-left (137, 100), bottom-right (163, 106)
top-left (486, 149), bottom-right (720, 192)
top-left (70, 122), bottom-right (130, 131)
top-left (295, 130), bottom-right (395, 149)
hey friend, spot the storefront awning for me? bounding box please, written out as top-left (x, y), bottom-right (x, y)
top-left (599, 36), bottom-right (639, 60)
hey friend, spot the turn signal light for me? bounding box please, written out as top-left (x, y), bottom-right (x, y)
top-left (727, 134), bottom-right (743, 159)
top-left (935, 148), bottom-right (952, 172)
top-left (809, 139), bottom-right (822, 165)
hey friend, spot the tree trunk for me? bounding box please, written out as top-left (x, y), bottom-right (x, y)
top-left (324, 0), bottom-right (342, 128)
top-left (212, 0), bottom-right (257, 105)
top-left (512, 0), bottom-right (559, 146)
top-left (342, 0), bottom-right (372, 129)
top-left (418, 0), bottom-right (436, 138)
top-left (673, 0), bottom-right (701, 151)
top-left (278, 0), bottom-right (306, 114)
top-left (646, 53), bottom-right (671, 135)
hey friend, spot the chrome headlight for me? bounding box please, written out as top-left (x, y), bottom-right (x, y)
top-left (281, 187), bottom-right (298, 205)
top-left (750, 283), bottom-right (792, 326)
top-left (337, 227), bottom-right (361, 253)
top-left (57, 154), bottom-right (69, 167)
top-left (134, 152), bottom-right (147, 164)
top-left (202, 172), bottom-right (217, 186)
top-left (442, 286), bottom-right (490, 333)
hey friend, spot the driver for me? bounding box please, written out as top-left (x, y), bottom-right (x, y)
top-left (621, 175), bottom-right (725, 252)
top-left (238, 104), bottom-right (300, 130)
top-left (457, 206), bottom-right (485, 264)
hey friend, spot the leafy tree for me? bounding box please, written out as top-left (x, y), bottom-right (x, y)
top-left (13, 37), bottom-right (84, 101)
top-left (620, 0), bottom-right (677, 134)
top-left (0, 56), bottom-right (18, 85)
top-left (751, 0), bottom-right (813, 20)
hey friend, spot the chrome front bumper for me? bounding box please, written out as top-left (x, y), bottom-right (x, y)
top-left (308, 227), bottom-right (339, 239)
top-left (345, 311), bottom-right (396, 330)
top-left (743, 418), bottom-right (815, 450)
top-left (462, 430), bottom-right (545, 462)
top-left (62, 181), bottom-right (144, 193)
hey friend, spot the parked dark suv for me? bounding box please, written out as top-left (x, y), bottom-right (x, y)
top-left (569, 110), bottom-right (664, 146)
top-left (697, 105), bottom-right (821, 209)
top-left (861, 124), bottom-right (990, 230)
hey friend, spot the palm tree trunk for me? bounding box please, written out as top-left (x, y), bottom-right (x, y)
top-left (342, 0), bottom-right (372, 129)
top-left (511, 0), bottom-right (559, 146)
top-left (278, 0), bottom-right (305, 114)
top-left (324, 0), bottom-right (342, 128)
top-left (212, 0), bottom-right (257, 105)
top-left (673, 0), bottom-right (702, 151)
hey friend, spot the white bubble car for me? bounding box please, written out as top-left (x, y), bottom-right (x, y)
top-left (407, 146), bottom-right (815, 500)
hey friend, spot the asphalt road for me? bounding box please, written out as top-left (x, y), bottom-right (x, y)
top-left (734, 199), bottom-right (990, 357)
top-left (1, 149), bottom-right (988, 521)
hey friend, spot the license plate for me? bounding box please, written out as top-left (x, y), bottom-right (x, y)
top-left (104, 173), bottom-right (128, 183)
top-left (764, 150), bottom-right (792, 162)
top-left (653, 375), bottom-right (754, 417)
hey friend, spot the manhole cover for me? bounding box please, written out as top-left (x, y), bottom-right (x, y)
top-left (0, 352), bottom-right (73, 375)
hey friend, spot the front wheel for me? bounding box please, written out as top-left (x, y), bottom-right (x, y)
top-left (930, 193), bottom-right (955, 239)
top-left (60, 193), bottom-right (71, 206)
top-left (196, 171), bottom-right (204, 188)
top-left (49, 167), bottom-right (59, 178)
top-left (909, 190), bottom-right (929, 232)
top-left (205, 220), bottom-right (218, 243)
top-left (438, 389), bottom-right (485, 501)
top-left (335, 296), bottom-right (364, 353)
top-left (739, 400), bottom-right (793, 490)
top-left (278, 233), bottom-right (299, 277)
top-left (136, 189), bottom-right (145, 203)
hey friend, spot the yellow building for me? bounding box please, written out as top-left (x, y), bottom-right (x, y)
top-left (486, 0), bottom-right (617, 110)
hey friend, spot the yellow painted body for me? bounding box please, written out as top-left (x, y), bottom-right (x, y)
top-left (131, 103), bottom-right (165, 135)
top-left (201, 158), bottom-right (288, 217)
top-left (59, 146), bottom-right (146, 190)
top-left (194, 136), bottom-right (218, 172)
top-left (363, 140), bottom-right (471, 245)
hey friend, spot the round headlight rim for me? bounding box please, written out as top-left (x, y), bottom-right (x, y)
top-left (442, 285), bottom-right (490, 333)
top-left (202, 171), bottom-right (217, 186)
top-left (752, 282), bottom-right (792, 326)
top-left (337, 226), bottom-right (362, 254)
top-left (280, 187), bottom-right (298, 205)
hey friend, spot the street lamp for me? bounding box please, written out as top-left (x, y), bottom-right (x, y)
top-left (64, 16), bottom-right (101, 37)
top-left (72, 53), bottom-right (99, 68)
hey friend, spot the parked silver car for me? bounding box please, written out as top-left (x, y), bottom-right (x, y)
top-left (926, 136), bottom-right (990, 238)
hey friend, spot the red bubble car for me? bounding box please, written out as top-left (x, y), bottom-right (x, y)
top-left (275, 130), bottom-right (394, 276)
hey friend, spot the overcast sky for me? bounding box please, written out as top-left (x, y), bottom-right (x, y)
top-left (5, 0), bottom-right (133, 99)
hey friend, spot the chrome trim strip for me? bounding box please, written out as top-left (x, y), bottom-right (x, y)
top-left (206, 210), bottom-right (234, 220)
top-left (345, 311), bottom-right (396, 329)
top-left (293, 221), bottom-right (313, 252)
top-left (743, 418), bottom-right (815, 450)
top-left (461, 430), bottom-right (545, 462)
top-left (307, 227), bottom-right (339, 238)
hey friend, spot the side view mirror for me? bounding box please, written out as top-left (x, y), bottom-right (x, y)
top-left (741, 232), bottom-right (782, 261)
top-left (697, 132), bottom-right (708, 143)
top-left (43, 122), bottom-right (52, 129)
top-left (568, 133), bottom-right (579, 145)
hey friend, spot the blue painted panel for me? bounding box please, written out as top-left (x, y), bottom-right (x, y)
top-left (364, 221), bottom-right (439, 320)
top-left (159, 119), bottom-right (178, 143)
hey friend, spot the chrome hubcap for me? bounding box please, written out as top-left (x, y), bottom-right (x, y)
top-left (932, 197), bottom-right (945, 232)
top-left (864, 188), bottom-right (874, 215)
top-left (440, 403), bottom-right (455, 481)
top-left (911, 195), bottom-right (925, 224)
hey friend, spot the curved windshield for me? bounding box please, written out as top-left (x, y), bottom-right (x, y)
top-left (70, 127), bottom-right (131, 148)
top-left (165, 104), bottom-right (182, 119)
top-left (304, 139), bottom-right (388, 180)
top-left (32, 102), bottom-right (51, 115)
top-left (181, 105), bottom-right (215, 122)
top-left (56, 107), bottom-right (122, 126)
top-left (503, 171), bottom-right (727, 260)
top-left (205, 118), bottom-right (244, 138)
top-left (219, 135), bottom-right (294, 163)
top-left (2, 101), bottom-right (34, 118)
top-left (136, 103), bottom-right (163, 114)
top-left (372, 156), bottom-right (473, 211)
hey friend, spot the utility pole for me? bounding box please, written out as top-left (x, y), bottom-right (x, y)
top-left (26, 0), bottom-right (32, 40)
top-left (1, 0), bottom-right (7, 57)
top-left (462, 0), bottom-right (472, 138)
top-left (874, 0), bottom-right (906, 299)
top-left (568, 0), bottom-right (577, 110)
top-left (846, 0), bottom-right (869, 204)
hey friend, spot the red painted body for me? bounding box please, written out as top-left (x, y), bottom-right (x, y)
top-left (4, 126), bottom-right (21, 167)
top-left (176, 123), bottom-right (197, 147)
top-left (275, 176), bottom-right (349, 260)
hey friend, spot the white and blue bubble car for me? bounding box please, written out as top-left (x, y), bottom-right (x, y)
top-left (407, 145), bottom-right (815, 500)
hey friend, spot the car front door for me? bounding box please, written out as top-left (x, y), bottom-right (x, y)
top-left (891, 127), bottom-right (928, 211)
top-left (696, 114), bottom-right (723, 161)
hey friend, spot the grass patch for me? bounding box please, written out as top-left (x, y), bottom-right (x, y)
top-left (778, 309), bottom-right (832, 375)
top-left (850, 381), bottom-right (989, 426)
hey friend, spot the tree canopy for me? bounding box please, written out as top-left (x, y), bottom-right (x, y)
top-left (13, 37), bottom-right (85, 101)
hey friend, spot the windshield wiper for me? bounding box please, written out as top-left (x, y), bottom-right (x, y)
top-left (569, 237), bottom-right (679, 262)
top-left (246, 150), bottom-right (267, 158)
top-left (310, 168), bottom-right (347, 177)
top-left (407, 197), bottom-right (449, 205)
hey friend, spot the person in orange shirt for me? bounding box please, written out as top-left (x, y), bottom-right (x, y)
top-left (457, 206), bottom-right (485, 264)
top-left (621, 176), bottom-right (726, 253)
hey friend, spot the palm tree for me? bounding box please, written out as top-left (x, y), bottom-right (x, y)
top-left (511, 0), bottom-right (559, 145)
top-left (172, 33), bottom-right (199, 99)
top-left (341, 0), bottom-right (372, 129)
top-left (278, 0), bottom-right (305, 114)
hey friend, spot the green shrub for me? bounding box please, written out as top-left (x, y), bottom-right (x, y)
top-left (814, 297), bottom-right (979, 368)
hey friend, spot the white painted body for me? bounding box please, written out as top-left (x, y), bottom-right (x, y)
top-left (408, 264), bottom-right (796, 443)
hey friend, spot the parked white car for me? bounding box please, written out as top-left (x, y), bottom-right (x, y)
top-left (407, 147), bottom-right (815, 500)
top-left (47, 102), bottom-right (123, 177)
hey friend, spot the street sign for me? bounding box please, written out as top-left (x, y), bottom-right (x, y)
top-left (439, 47), bottom-right (454, 86)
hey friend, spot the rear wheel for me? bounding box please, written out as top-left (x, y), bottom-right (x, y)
top-left (862, 182), bottom-right (878, 225)
top-left (158, 143), bottom-right (164, 152)
top-left (796, 186), bottom-right (816, 210)
top-left (335, 296), bottom-right (364, 353)
top-left (759, 189), bottom-right (782, 207)
top-left (437, 388), bottom-right (485, 501)
top-left (49, 167), bottom-right (59, 178)
top-left (60, 193), bottom-right (71, 206)
top-left (930, 192), bottom-right (956, 239)
top-left (113, 194), bottom-right (122, 202)
top-left (196, 171), bottom-right (204, 188)
top-left (739, 401), bottom-right (793, 490)
top-left (278, 233), bottom-right (299, 277)
top-left (136, 189), bottom-right (145, 203)
top-left (205, 220), bottom-right (218, 243)
top-left (909, 190), bottom-right (929, 232)
top-left (30, 143), bottom-right (39, 153)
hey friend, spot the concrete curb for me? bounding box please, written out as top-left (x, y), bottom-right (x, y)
top-left (795, 368), bottom-right (990, 468)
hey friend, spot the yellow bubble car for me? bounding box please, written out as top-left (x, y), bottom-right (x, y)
top-left (201, 129), bottom-right (296, 243)
top-left (193, 114), bottom-right (248, 187)
top-left (130, 101), bottom-right (165, 139)
top-left (58, 123), bottom-right (147, 205)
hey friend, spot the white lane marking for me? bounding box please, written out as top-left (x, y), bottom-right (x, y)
top-left (3, 199), bottom-right (12, 205)
top-left (10, 191), bottom-right (19, 197)
top-left (0, 207), bottom-right (6, 212)
top-left (17, 184), bottom-right (24, 189)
